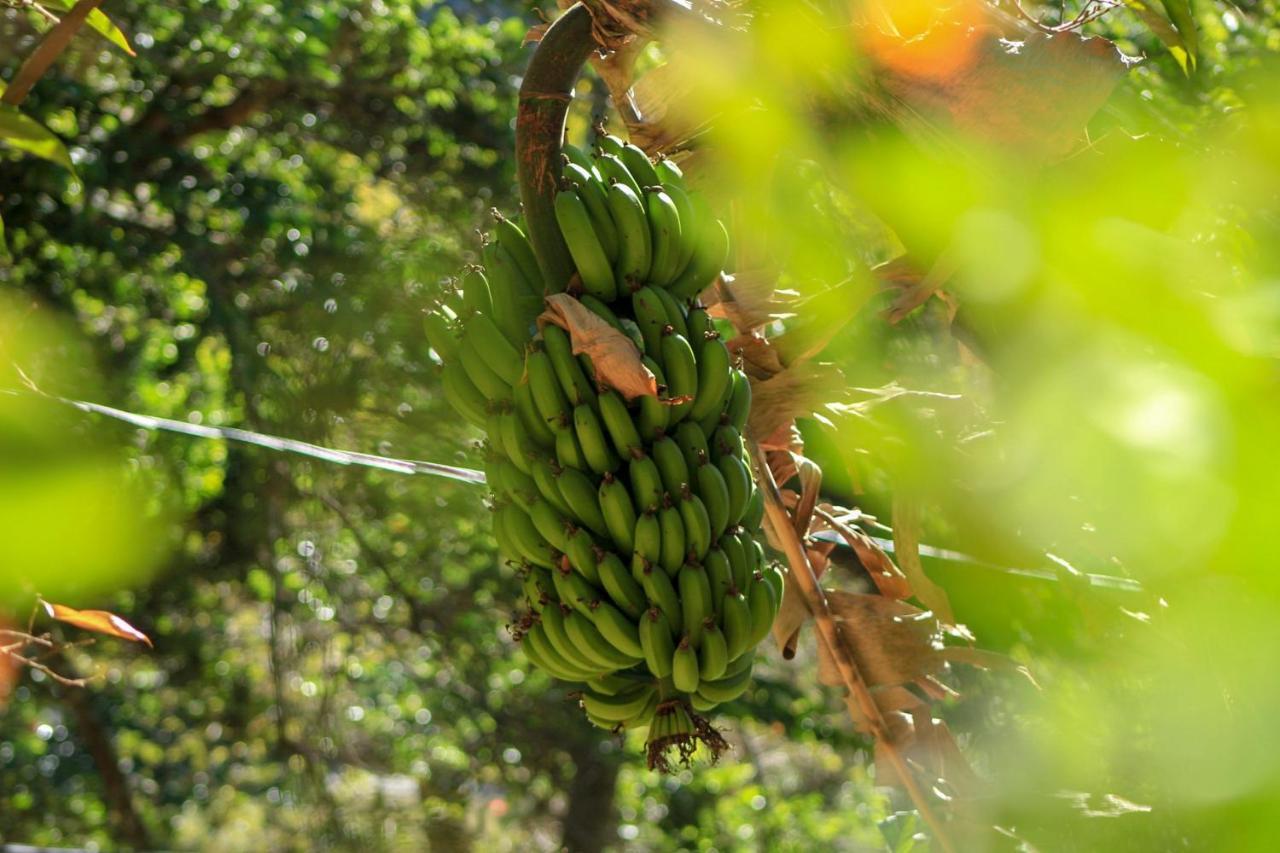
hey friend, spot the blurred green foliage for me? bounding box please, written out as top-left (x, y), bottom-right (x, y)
top-left (2, 0), bottom-right (1278, 850)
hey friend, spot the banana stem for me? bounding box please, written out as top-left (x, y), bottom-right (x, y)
top-left (516, 2), bottom-right (597, 293)
top-left (745, 437), bottom-right (959, 853)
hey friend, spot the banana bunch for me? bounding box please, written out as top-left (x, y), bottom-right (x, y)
top-left (425, 135), bottom-right (783, 769)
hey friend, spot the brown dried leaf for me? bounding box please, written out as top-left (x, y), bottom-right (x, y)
top-left (826, 590), bottom-right (942, 688)
top-left (816, 505), bottom-right (913, 599)
top-left (940, 645), bottom-right (1040, 689)
top-left (770, 276), bottom-right (874, 366)
top-left (726, 332), bottom-right (784, 379)
top-left (523, 22), bottom-right (550, 46)
top-left (746, 362), bottom-right (844, 451)
top-left (41, 601), bottom-right (152, 646)
top-left (706, 269), bottom-right (793, 333)
top-left (882, 249), bottom-right (959, 324)
top-left (891, 495), bottom-right (956, 625)
top-left (542, 293), bottom-right (658, 399)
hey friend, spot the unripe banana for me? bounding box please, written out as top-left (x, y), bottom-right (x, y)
top-left (598, 391), bottom-right (644, 459)
top-left (589, 600), bottom-right (646, 660)
top-left (687, 333), bottom-right (732, 424)
top-left (551, 466), bottom-right (607, 538)
top-left (526, 348), bottom-right (572, 427)
top-left (678, 562), bottom-right (713, 646)
top-left (672, 637), bottom-right (700, 694)
top-left (460, 331), bottom-right (513, 403)
top-left (655, 156), bottom-right (684, 186)
top-left (742, 484), bottom-right (765, 531)
top-left (607, 182), bottom-right (652, 289)
top-left (491, 504), bottom-right (524, 564)
top-left (528, 499), bottom-right (570, 553)
top-left (639, 607), bottom-right (676, 678)
top-left (698, 619), bottom-right (729, 680)
top-left (573, 403), bottom-right (619, 474)
top-left (542, 325), bottom-right (596, 408)
top-left (530, 456), bottom-right (573, 516)
top-left (494, 457), bottom-right (539, 511)
top-left (522, 624), bottom-right (590, 682)
top-left (711, 423), bottom-right (744, 464)
top-left (661, 181), bottom-right (699, 278)
top-left (630, 286), bottom-right (670, 355)
top-left (423, 310), bottom-right (461, 363)
top-left (596, 133), bottom-right (626, 159)
top-left (562, 162), bottom-right (620, 262)
top-left (639, 560), bottom-right (682, 634)
top-left (523, 565), bottom-right (554, 609)
top-left (660, 328), bottom-right (698, 423)
top-left (596, 151), bottom-right (643, 198)
top-left (658, 499), bottom-right (686, 576)
top-left (651, 435), bottom-right (690, 496)
top-left (553, 564), bottom-right (600, 618)
top-left (717, 454), bottom-right (751, 527)
top-left (620, 142), bottom-right (662, 190)
top-left (723, 532), bottom-right (752, 592)
top-left (629, 452), bottom-right (665, 512)
top-left (724, 369), bottom-right (751, 434)
top-left (562, 142), bottom-right (597, 174)
top-left (578, 293), bottom-right (623, 330)
top-left (493, 213), bottom-right (544, 290)
top-left (563, 525), bottom-right (601, 583)
top-left (567, 609), bottom-right (640, 668)
top-left (441, 363), bottom-right (488, 427)
top-left (619, 317), bottom-right (648, 353)
top-left (721, 591), bottom-right (752, 662)
top-left (499, 410), bottom-right (540, 475)
top-left (483, 240), bottom-right (541, 344)
top-left (759, 561), bottom-right (785, 604)
top-left (598, 471), bottom-right (638, 554)
top-left (587, 670), bottom-right (648, 696)
top-left (555, 424), bottom-right (589, 472)
top-left (598, 551), bottom-right (647, 618)
top-left (689, 692), bottom-right (717, 713)
top-left (695, 662), bottom-right (754, 704)
top-left (685, 306), bottom-right (715, 357)
top-left (747, 573), bottom-right (779, 647)
top-left (651, 283), bottom-right (690, 342)
top-left (669, 216), bottom-right (730, 302)
top-left (704, 547), bottom-right (734, 607)
top-left (543, 604), bottom-right (609, 673)
top-left (582, 685), bottom-right (656, 723)
top-left (694, 455), bottom-right (732, 540)
top-left (633, 510), bottom-right (662, 567)
top-left (638, 358), bottom-right (670, 442)
top-left (461, 266), bottom-right (494, 317)
top-left (502, 504), bottom-right (556, 569)
top-left (555, 189), bottom-right (618, 301)
top-left (678, 484), bottom-right (713, 561)
top-left (645, 186), bottom-right (684, 287)
top-left (515, 380), bottom-right (557, 449)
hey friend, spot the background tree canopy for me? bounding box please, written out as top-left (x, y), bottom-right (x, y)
top-left (2, 0), bottom-right (1279, 850)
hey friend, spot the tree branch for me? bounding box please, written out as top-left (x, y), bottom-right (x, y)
top-left (2, 0), bottom-right (106, 107)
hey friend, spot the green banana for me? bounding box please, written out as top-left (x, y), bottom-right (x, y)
top-left (522, 566), bottom-right (552, 611)
top-left (423, 310), bottom-right (460, 362)
top-left (523, 624), bottom-right (590, 682)
top-left (555, 189), bottom-right (618, 301)
top-left (500, 409), bottom-right (540, 474)
top-left (695, 662), bottom-right (754, 704)
top-left (514, 380), bottom-right (556, 449)
top-left (678, 562), bottom-right (713, 646)
top-left (607, 182), bottom-right (652, 287)
top-left (704, 547), bottom-right (734, 606)
top-left (598, 551), bottom-right (647, 618)
top-left (628, 452), bottom-right (664, 512)
top-left (639, 560), bottom-right (681, 634)
top-left (658, 499), bottom-right (686, 576)
top-left (721, 591), bottom-right (752, 662)
top-left (526, 348), bottom-right (572, 426)
top-left (651, 435), bottom-right (690, 496)
top-left (724, 368), bottom-right (751, 433)
top-left (531, 457), bottom-right (573, 516)
top-left (460, 331), bottom-right (513, 403)
top-left (562, 162), bottom-right (620, 262)
top-left (723, 531), bottom-right (752, 592)
top-left (672, 637), bottom-right (700, 694)
top-left (562, 142), bottom-right (597, 174)
top-left (695, 456), bottom-right (732, 540)
top-left (543, 605), bottom-right (609, 673)
top-left (711, 423), bottom-right (744, 463)
top-left (698, 619), bottom-right (729, 680)
top-left (483, 240), bottom-right (541, 344)
top-left (567, 609), bottom-right (640, 669)
top-left (555, 466), bottom-right (610, 538)
top-left (542, 324), bottom-right (596, 408)
top-left (662, 182), bottom-right (699, 279)
top-left (747, 573), bottom-right (778, 646)
top-left (685, 306), bottom-right (715, 358)
top-left (633, 510), bottom-right (662, 566)
top-left (493, 213), bottom-right (544, 291)
top-left (502, 504), bottom-right (555, 569)
top-left (573, 403), bottom-right (619, 474)
top-left (492, 503), bottom-right (523, 564)
top-left (717, 454), bottom-right (751, 527)
top-left (564, 525), bottom-right (601, 583)
top-left (528, 499), bottom-right (570, 553)
top-left (595, 133), bottom-right (626, 160)
top-left (596, 151), bottom-right (643, 198)
top-left (637, 358), bottom-right (670, 442)
top-left (461, 265), bottom-right (494, 317)
top-left (759, 561), bottom-right (785, 603)
top-left (598, 471), bottom-right (638, 554)
top-left (668, 212), bottom-right (730, 302)
top-left (553, 565), bottom-right (600, 618)
top-left (678, 484), bottom-right (712, 560)
top-left (655, 156), bottom-right (684, 186)
top-left (494, 457), bottom-right (538, 511)
top-left (619, 142), bottom-right (662, 190)
top-left (619, 317), bottom-right (648, 353)
top-left (578, 293), bottom-right (622, 330)
top-left (645, 187), bottom-right (684, 287)
top-left (598, 391), bottom-right (644, 458)
top-left (440, 363), bottom-right (488, 427)
top-left (660, 328), bottom-right (698, 422)
top-left (651, 282), bottom-right (690, 342)
top-left (742, 483), bottom-right (765, 531)
top-left (589, 600), bottom-right (646, 660)
top-left (555, 424), bottom-right (588, 471)
top-left (687, 333), bottom-right (732, 424)
top-left (631, 286), bottom-right (670, 357)
top-left (640, 607), bottom-right (676, 679)
top-left (582, 685), bottom-right (655, 723)
top-left (587, 670), bottom-right (648, 696)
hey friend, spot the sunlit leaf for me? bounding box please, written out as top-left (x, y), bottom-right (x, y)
top-left (40, 0), bottom-right (135, 56)
top-left (41, 600), bottom-right (152, 646)
top-left (0, 105), bottom-right (74, 171)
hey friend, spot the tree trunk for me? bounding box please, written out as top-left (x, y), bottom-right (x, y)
top-left (561, 733), bottom-right (622, 853)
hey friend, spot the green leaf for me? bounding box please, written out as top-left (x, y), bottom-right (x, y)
top-left (0, 104), bottom-right (75, 172)
top-left (0, 212), bottom-right (6, 257)
top-left (40, 0), bottom-right (135, 56)
top-left (1124, 0), bottom-right (1197, 73)
top-left (1159, 0), bottom-right (1199, 70)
